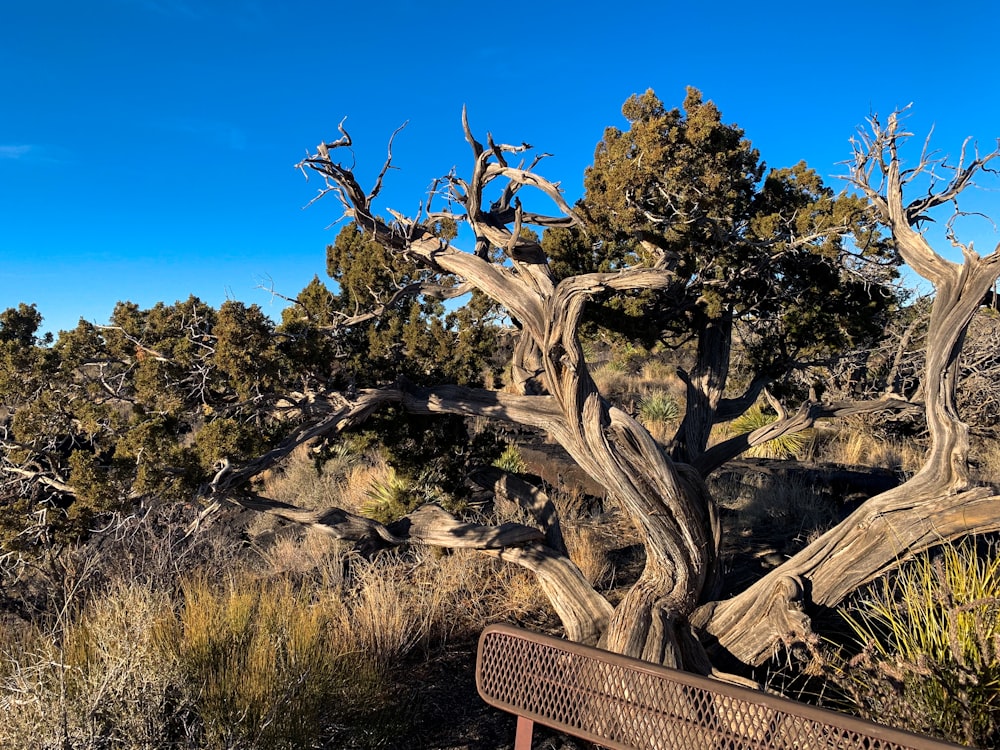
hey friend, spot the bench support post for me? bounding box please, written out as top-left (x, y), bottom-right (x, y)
top-left (514, 715), bottom-right (534, 750)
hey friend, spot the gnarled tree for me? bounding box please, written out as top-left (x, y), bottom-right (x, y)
top-left (692, 110), bottom-right (1000, 664)
top-left (205, 103), bottom-right (1000, 674)
top-left (9, 99), bottom-right (996, 678)
top-left (543, 89), bottom-right (900, 465)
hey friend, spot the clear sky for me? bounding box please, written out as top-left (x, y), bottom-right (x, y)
top-left (2, 0), bottom-right (998, 336)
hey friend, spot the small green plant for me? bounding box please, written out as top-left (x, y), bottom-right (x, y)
top-left (362, 466), bottom-right (416, 523)
top-left (831, 541), bottom-right (1000, 747)
top-left (610, 342), bottom-right (647, 376)
top-left (493, 442), bottom-right (527, 474)
top-left (730, 403), bottom-right (811, 459)
top-left (638, 390), bottom-right (680, 425)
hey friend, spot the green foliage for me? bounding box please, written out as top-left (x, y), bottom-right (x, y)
top-left (312, 224), bottom-right (500, 387)
top-left (729, 403), bottom-right (812, 459)
top-left (831, 541), bottom-right (1000, 747)
top-left (363, 466), bottom-right (420, 523)
top-left (276, 276), bottom-right (340, 385)
top-left (0, 247), bottom-right (499, 554)
top-left (214, 301), bottom-right (279, 399)
top-left (0, 303), bottom-right (52, 348)
top-left (0, 304), bottom-right (56, 406)
top-left (493, 443), bottom-right (527, 474)
top-left (66, 450), bottom-right (131, 513)
top-left (113, 414), bottom-right (199, 501)
top-left (0, 295), bottom-right (295, 551)
top-left (638, 390), bottom-right (680, 426)
top-left (345, 408), bottom-right (501, 517)
top-left (544, 88), bottom-right (899, 459)
top-left (194, 417), bottom-right (270, 472)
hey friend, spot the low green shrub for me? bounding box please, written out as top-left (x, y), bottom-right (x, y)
top-left (362, 466), bottom-right (418, 523)
top-left (493, 442), bottom-right (527, 474)
top-left (730, 403), bottom-right (812, 460)
top-left (638, 389), bottom-right (680, 426)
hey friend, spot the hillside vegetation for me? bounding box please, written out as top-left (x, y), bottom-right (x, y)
top-left (2, 92), bottom-right (1000, 748)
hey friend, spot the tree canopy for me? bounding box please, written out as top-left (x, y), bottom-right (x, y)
top-left (545, 88), bottom-right (900, 462)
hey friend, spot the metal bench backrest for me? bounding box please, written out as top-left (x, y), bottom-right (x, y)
top-left (476, 624), bottom-right (961, 750)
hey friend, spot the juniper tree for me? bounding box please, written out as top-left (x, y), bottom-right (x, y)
top-left (544, 88), bottom-right (899, 465)
top-left (3, 97), bottom-right (999, 679)
top-left (199, 102), bottom-right (1000, 671)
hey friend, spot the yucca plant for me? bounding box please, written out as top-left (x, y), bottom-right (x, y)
top-left (492, 442), bottom-right (527, 474)
top-left (638, 390), bottom-right (680, 425)
top-left (832, 541), bottom-right (1000, 747)
top-left (730, 403), bottom-right (812, 459)
top-left (362, 466), bottom-right (416, 523)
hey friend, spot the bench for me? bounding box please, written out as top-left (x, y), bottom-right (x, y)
top-left (476, 623), bottom-right (960, 750)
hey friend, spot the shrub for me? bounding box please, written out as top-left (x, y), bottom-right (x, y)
top-left (638, 390), bottom-right (680, 425)
top-left (493, 442), bottom-right (527, 474)
top-left (173, 573), bottom-right (404, 750)
top-left (362, 466), bottom-right (418, 523)
top-left (730, 403), bottom-right (812, 460)
top-left (0, 582), bottom-right (192, 750)
top-left (830, 541), bottom-right (1000, 747)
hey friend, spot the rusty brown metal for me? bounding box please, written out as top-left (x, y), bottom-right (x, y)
top-left (476, 623), bottom-right (964, 750)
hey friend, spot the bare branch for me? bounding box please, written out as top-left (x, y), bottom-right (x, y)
top-left (694, 395), bottom-right (918, 476)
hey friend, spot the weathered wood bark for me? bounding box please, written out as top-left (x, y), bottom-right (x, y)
top-left (671, 310), bottom-right (733, 464)
top-left (694, 111), bottom-right (1000, 665)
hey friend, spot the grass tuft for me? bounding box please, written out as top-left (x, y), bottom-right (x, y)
top-left (828, 541), bottom-right (1000, 747)
top-left (493, 442), bottom-right (527, 474)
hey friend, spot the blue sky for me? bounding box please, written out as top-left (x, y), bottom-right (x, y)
top-left (2, 0), bottom-right (998, 336)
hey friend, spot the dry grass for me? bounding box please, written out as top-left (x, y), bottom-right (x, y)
top-left (173, 575), bottom-right (356, 749)
top-left (714, 471), bottom-right (839, 549)
top-left (971, 436), bottom-right (1000, 486)
top-left (0, 525), bottom-right (557, 750)
top-left (9, 380), bottom-right (997, 748)
top-left (638, 359), bottom-right (680, 385)
top-left (336, 453), bottom-right (395, 514)
top-left (407, 548), bottom-right (547, 635)
top-left (817, 417), bottom-right (925, 474)
top-left (564, 524), bottom-right (612, 587)
top-left (0, 581), bottom-right (191, 750)
top-left (255, 443), bottom-right (352, 509)
top-left (591, 356), bottom-right (685, 416)
top-left (254, 529), bottom-right (342, 577)
top-left (590, 362), bottom-right (631, 401)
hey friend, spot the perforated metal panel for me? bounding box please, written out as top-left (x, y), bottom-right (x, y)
top-left (477, 624), bottom-right (962, 750)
